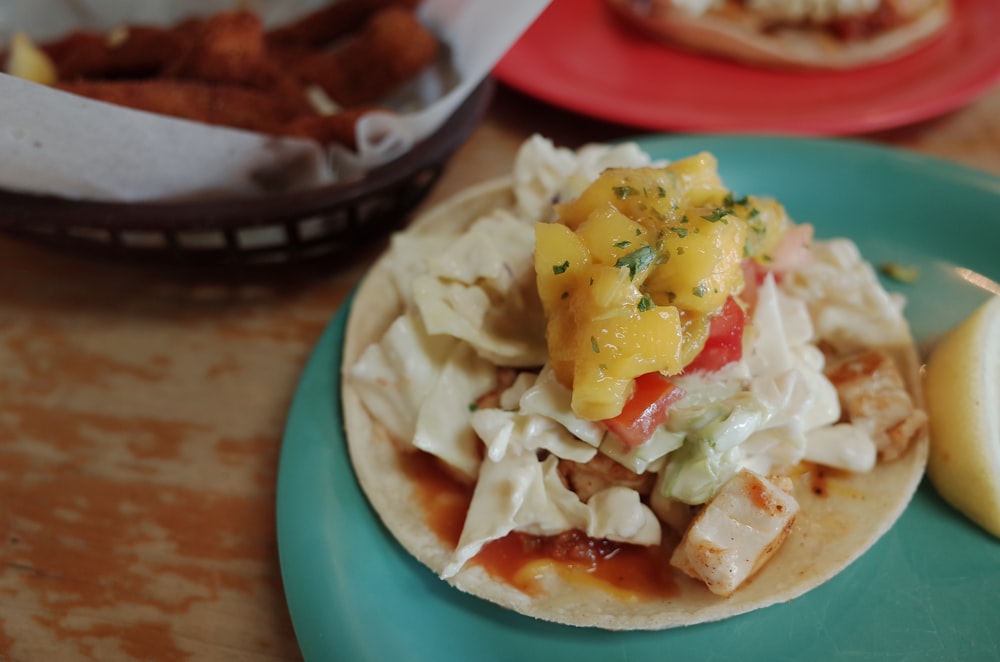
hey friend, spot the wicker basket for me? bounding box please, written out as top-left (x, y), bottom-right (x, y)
top-left (0, 80), bottom-right (494, 268)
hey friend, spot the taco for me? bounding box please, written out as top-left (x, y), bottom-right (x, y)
top-left (604, 0), bottom-right (951, 70)
top-left (342, 135), bottom-right (928, 630)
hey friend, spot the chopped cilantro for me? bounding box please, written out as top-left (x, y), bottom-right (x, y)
top-left (614, 240), bottom-right (632, 249)
top-left (724, 193), bottom-right (749, 207)
top-left (637, 294), bottom-right (654, 312)
top-left (702, 207), bottom-right (733, 223)
top-left (613, 185), bottom-right (637, 199)
top-left (669, 227), bottom-right (688, 239)
top-left (552, 260), bottom-right (569, 275)
top-left (692, 282), bottom-right (708, 298)
top-left (591, 336), bottom-right (600, 353)
top-left (468, 402), bottom-right (479, 412)
top-left (615, 244), bottom-right (656, 280)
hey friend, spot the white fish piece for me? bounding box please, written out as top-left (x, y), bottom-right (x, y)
top-left (670, 469), bottom-right (800, 596)
top-left (804, 423), bottom-right (877, 472)
top-left (825, 351), bottom-right (927, 461)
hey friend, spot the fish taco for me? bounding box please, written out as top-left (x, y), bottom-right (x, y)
top-left (341, 136), bottom-right (928, 629)
top-left (605, 0), bottom-right (951, 70)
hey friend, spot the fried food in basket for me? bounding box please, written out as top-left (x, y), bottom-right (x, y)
top-left (37, 25), bottom-right (189, 80)
top-left (165, 10), bottom-right (270, 86)
top-left (290, 6), bottom-right (440, 107)
top-left (267, 0), bottom-right (421, 49)
top-left (4, 3), bottom-right (442, 151)
top-left (57, 79), bottom-right (310, 135)
top-left (286, 107), bottom-right (379, 152)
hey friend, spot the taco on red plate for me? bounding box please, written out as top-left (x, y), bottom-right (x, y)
top-left (341, 135), bottom-right (928, 629)
top-left (605, 0), bottom-right (951, 69)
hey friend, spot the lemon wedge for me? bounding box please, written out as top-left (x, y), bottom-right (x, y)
top-left (924, 295), bottom-right (1000, 537)
top-left (5, 32), bottom-right (58, 85)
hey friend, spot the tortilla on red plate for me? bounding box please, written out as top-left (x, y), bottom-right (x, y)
top-left (605, 0), bottom-right (951, 69)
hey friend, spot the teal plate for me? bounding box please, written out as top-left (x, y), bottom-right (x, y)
top-left (277, 136), bottom-right (1000, 662)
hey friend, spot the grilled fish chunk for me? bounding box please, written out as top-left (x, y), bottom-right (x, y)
top-left (825, 350), bottom-right (928, 461)
top-left (671, 469), bottom-right (799, 596)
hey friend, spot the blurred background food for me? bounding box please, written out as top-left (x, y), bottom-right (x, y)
top-left (603, 0), bottom-right (952, 70)
top-left (3, 0), bottom-right (439, 151)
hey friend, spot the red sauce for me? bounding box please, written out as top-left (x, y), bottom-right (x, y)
top-left (400, 449), bottom-right (680, 600)
top-left (399, 450), bottom-right (472, 548)
top-left (476, 530), bottom-right (679, 599)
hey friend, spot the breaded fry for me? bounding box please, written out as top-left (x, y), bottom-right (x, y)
top-left (290, 7), bottom-right (439, 107)
top-left (24, 3), bottom-right (443, 153)
top-left (57, 79), bottom-right (304, 135)
top-left (266, 0), bottom-right (421, 49)
top-left (165, 9), bottom-right (267, 86)
top-left (285, 107), bottom-right (383, 150)
top-left (41, 25), bottom-right (191, 80)
top-left (157, 11), bottom-right (314, 114)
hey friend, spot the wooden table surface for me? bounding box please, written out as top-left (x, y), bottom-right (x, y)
top-left (1, 77), bottom-right (999, 661)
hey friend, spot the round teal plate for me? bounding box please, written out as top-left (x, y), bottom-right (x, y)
top-left (277, 136), bottom-right (1000, 662)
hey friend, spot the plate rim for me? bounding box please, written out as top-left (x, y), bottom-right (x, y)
top-left (493, 0), bottom-right (1000, 135)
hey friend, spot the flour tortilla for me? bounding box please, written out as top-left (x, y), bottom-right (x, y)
top-left (605, 0), bottom-right (951, 70)
top-left (341, 178), bottom-right (929, 630)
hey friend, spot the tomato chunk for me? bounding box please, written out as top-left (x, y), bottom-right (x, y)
top-left (684, 295), bottom-right (746, 374)
top-left (603, 372), bottom-right (685, 447)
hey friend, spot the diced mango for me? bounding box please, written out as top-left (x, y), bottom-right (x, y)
top-left (576, 206), bottom-right (650, 267)
top-left (534, 222), bottom-right (590, 314)
top-left (665, 153), bottom-right (728, 208)
top-left (584, 264), bottom-right (639, 311)
top-left (587, 307), bottom-right (685, 379)
top-left (556, 167), bottom-right (684, 229)
top-left (570, 361), bottom-right (634, 421)
top-left (741, 196), bottom-right (791, 262)
top-left (643, 208), bottom-right (747, 314)
top-left (533, 153), bottom-right (789, 421)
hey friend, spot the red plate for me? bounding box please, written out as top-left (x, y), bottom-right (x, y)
top-left (494, 0), bottom-right (1000, 135)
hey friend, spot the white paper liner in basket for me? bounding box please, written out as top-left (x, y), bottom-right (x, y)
top-left (0, 0), bottom-right (550, 202)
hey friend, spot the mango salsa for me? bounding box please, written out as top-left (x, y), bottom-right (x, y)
top-left (534, 154), bottom-right (790, 420)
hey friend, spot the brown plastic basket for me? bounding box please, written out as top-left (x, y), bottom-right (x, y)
top-left (0, 79), bottom-right (493, 268)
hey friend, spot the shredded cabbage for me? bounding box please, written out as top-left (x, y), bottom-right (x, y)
top-left (350, 136), bottom-right (905, 579)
